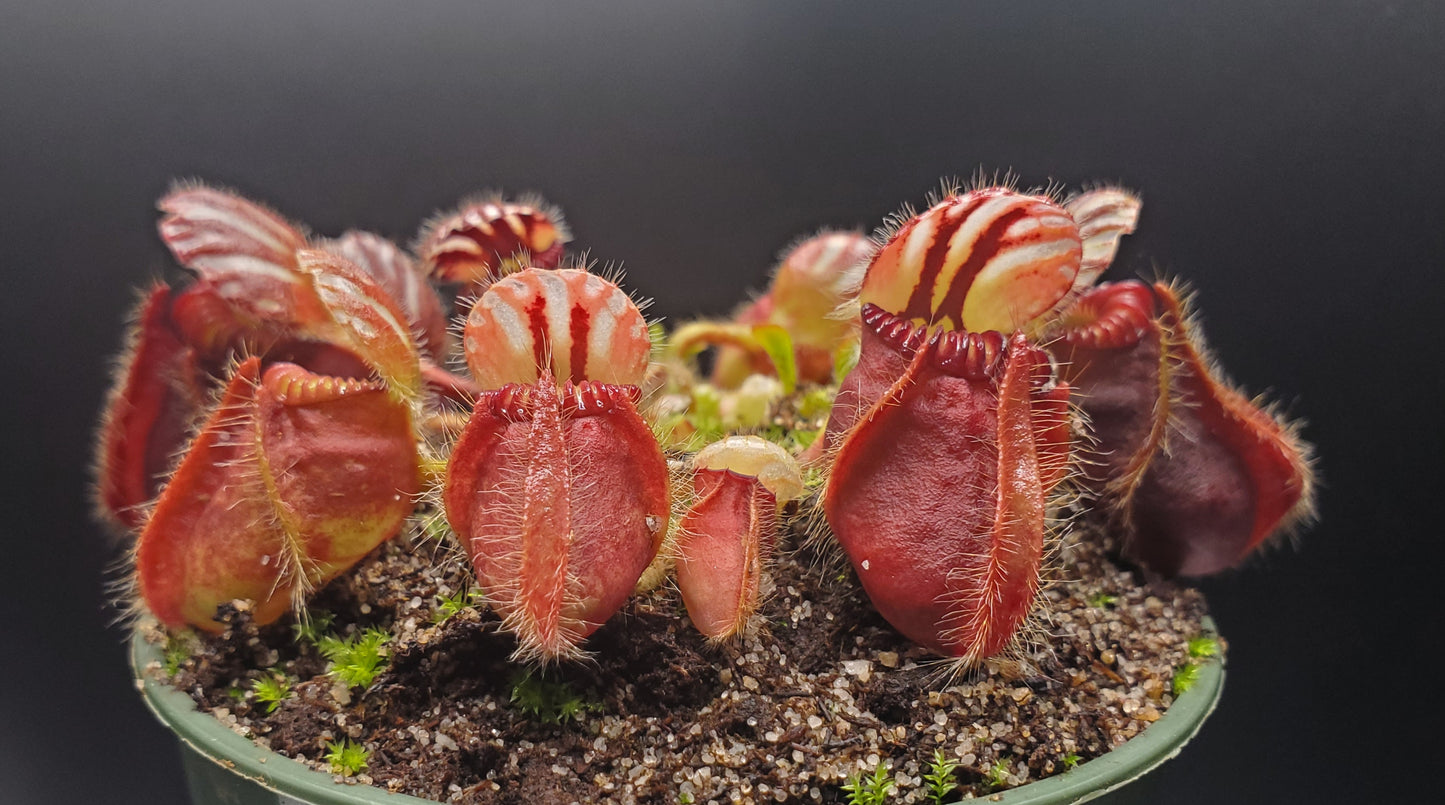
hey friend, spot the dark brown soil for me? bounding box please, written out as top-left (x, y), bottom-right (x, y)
top-left (148, 513), bottom-right (1212, 805)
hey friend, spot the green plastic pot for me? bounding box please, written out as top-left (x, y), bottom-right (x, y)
top-left (132, 622), bottom-right (1224, 805)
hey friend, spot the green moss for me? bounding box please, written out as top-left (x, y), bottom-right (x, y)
top-left (251, 671), bottom-right (292, 713)
top-left (319, 627), bottom-right (391, 689)
top-left (1087, 592), bottom-right (1118, 609)
top-left (922, 750), bottom-right (959, 803)
top-left (161, 631), bottom-right (195, 676)
top-left (509, 670), bottom-right (600, 724)
top-left (683, 384), bottom-right (728, 446)
top-left (985, 759), bottom-right (1011, 788)
top-left (842, 761), bottom-right (895, 804)
top-left (803, 465), bottom-right (827, 492)
top-left (324, 739), bottom-right (369, 776)
top-left (1187, 635), bottom-right (1221, 658)
top-left (291, 609), bottom-right (335, 645)
top-left (419, 509), bottom-right (453, 545)
top-left (1172, 661), bottom-right (1202, 696)
top-left (797, 386), bottom-right (835, 420)
top-left (433, 586), bottom-right (482, 624)
top-left (759, 422), bottom-right (819, 454)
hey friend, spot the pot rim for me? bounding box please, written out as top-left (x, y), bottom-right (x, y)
top-left (131, 618), bottom-right (1224, 804)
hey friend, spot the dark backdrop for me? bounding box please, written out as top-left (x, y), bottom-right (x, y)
top-left (2, 2), bottom-right (1440, 803)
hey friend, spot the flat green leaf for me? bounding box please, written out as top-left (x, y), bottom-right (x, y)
top-left (751, 324), bottom-right (797, 393)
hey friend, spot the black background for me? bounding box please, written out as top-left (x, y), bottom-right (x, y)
top-left (2, 2), bottom-right (1440, 803)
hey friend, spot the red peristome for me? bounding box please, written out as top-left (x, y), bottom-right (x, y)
top-left (418, 198), bottom-right (569, 285)
top-left (675, 469), bottom-right (776, 640)
top-left (158, 186), bottom-right (427, 401)
top-left (1056, 280), bottom-right (1156, 351)
top-left (1056, 281), bottom-right (1315, 576)
top-left (821, 305), bottom-right (1030, 449)
top-left (823, 324), bottom-right (1061, 661)
top-left (444, 371), bottom-right (669, 660)
top-left (1052, 282), bottom-right (1166, 514)
top-left (168, 258), bottom-right (416, 400)
top-left (96, 285), bottom-right (209, 531)
top-left (137, 358), bottom-right (419, 632)
top-left (818, 306), bottom-right (916, 455)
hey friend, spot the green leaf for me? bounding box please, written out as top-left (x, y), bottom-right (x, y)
top-left (751, 324), bottom-right (797, 393)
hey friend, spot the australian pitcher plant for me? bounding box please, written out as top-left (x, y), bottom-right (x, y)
top-left (96, 178), bottom-right (1315, 667)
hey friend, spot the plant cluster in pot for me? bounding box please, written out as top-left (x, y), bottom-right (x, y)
top-left (99, 177), bottom-right (1314, 804)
